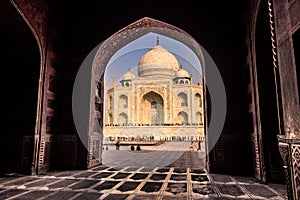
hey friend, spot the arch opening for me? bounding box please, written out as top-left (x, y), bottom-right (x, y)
top-left (142, 91), bottom-right (164, 125)
top-left (71, 17), bottom-right (226, 170)
top-left (255, 0), bottom-right (284, 183)
top-left (0, 1), bottom-right (41, 175)
top-left (94, 21), bottom-right (207, 170)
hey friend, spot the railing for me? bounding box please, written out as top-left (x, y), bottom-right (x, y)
top-left (104, 123), bottom-right (204, 127)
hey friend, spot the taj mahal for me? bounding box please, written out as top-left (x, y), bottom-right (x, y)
top-left (103, 38), bottom-right (204, 142)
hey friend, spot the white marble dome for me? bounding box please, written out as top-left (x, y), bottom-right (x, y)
top-left (177, 68), bottom-right (190, 78)
top-left (138, 45), bottom-right (180, 77)
top-left (122, 70), bottom-right (135, 80)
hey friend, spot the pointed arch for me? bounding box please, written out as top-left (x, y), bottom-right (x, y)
top-left (119, 94), bottom-right (128, 108)
top-left (86, 17), bottom-right (206, 168)
top-left (141, 91), bottom-right (164, 125)
top-left (195, 93), bottom-right (202, 107)
top-left (178, 111), bottom-right (188, 125)
top-left (178, 92), bottom-right (188, 107)
top-left (118, 113), bottom-right (128, 125)
top-left (0, 1), bottom-right (46, 175)
top-left (195, 112), bottom-right (203, 124)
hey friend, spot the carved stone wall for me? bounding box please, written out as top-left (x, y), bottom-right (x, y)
top-left (291, 144), bottom-right (300, 199)
top-left (245, 0), bottom-right (267, 183)
top-left (10, 0), bottom-right (50, 174)
top-left (272, 0), bottom-right (300, 137)
top-left (279, 139), bottom-right (300, 200)
top-left (272, 0), bottom-right (300, 198)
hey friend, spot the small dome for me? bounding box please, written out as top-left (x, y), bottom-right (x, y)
top-left (122, 70), bottom-right (135, 80)
top-left (177, 68), bottom-right (190, 78)
top-left (138, 45), bottom-right (180, 77)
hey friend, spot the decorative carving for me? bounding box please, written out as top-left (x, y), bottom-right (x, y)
top-left (278, 142), bottom-right (293, 199)
top-left (278, 143), bottom-right (289, 166)
top-left (252, 134), bottom-right (261, 178)
top-left (291, 144), bottom-right (300, 200)
top-left (139, 86), bottom-right (165, 97)
top-left (57, 135), bottom-right (77, 141)
top-left (87, 138), bottom-right (101, 168)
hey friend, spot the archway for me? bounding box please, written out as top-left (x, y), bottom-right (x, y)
top-left (195, 93), bottom-right (202, 107)
top-left (254, 0), bottom-right (284, 183)
top-left (118, 113), bottom-right (128, 125)
top-left (0, 1), bottom-right (41, 174)
top-left (178, 92), bottom-right (188, 107)
top-left (71, 17), bottom-right (226, 170)
top-left (178, 111), bottom-right (188, 125)
top-left (119, 95), bottom-right (128, 109)
top-left (86, 17), bottom-right (208, 168)
top-left (142, 91), bottom-right (164, 125)
top-left (96, 28), bottom-right (208, 169)
top-left (195, 112), bottom-right (203, 124)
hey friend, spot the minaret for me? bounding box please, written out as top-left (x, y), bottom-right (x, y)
top-left (112, 78), bottom-right (117, 88)
top-left (105, 82), bottom-right (109, 92)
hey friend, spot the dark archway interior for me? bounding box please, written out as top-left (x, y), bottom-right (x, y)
top-left (2, 1), bottom-right (300, 198)
top-left (44, 0), bottom-right (252, 175)
top-left (0, 0), bottom-right (260, 177)
top-left (293, 29), bottom-right (300, 104)
top-left (255, 0), bottom-right (284, 183)
top-left (0, 1), bottom-right (40, 174)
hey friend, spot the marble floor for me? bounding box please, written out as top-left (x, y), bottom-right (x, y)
top-left (0, 141), bottom-right (287, 199)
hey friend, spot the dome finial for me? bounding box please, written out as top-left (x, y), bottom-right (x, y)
top-left (156, 35), bottom-right (160, 46)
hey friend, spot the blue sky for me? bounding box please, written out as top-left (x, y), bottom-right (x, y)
top-left (104, 32), bottom-right (202, 87)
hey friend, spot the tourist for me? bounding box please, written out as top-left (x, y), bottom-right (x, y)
top-left (190, 141), bottom-right (194, 151)
top-left (116, 141), bottom-right (120, 150)
top-left (131, 144), bottom-right (135, 151)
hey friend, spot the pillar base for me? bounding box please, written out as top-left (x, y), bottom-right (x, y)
top-left (277, 135), bottom-right (300, 200)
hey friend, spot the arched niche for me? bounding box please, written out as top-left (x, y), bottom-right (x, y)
top-left (141, 91), bottom-right (164, 125)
